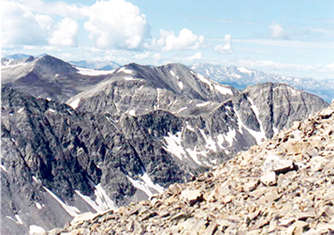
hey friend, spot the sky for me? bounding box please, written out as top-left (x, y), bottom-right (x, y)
top-left (2, 0), bottom-right (334, 79)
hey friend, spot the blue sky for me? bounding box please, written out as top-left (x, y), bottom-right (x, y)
top-left (2, 0), bottom-right (334, 79)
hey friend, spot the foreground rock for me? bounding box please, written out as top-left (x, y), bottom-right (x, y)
top-left (58, 102), bottom-right (334, 234)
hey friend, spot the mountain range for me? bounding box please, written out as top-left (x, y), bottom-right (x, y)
top-left (192, 63), bottom-right (334, 103)
top-left (1, 54), bottom-right (329, 234)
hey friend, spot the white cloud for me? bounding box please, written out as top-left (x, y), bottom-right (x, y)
top-left (35, 14), bottom-right (54, 31)
top-left (152, 28), bottom-right (204, 51)
top-left (325, 63), bottom-right (334, 71)
top-left (215, 34), bottom-right (232, 53)
top-left (187, 52), bottom-right (202, 60)
top-left (16, 0), bottom-right (84, 19)
top-left (1, 1), bottom-right (49, 45)
top-left (234, 38), bottom-right (334, 49)
top-left (270, 23), bottom-right (284, 38)
top-left (83, 0), bottom-right (149, 49)
top-left (49, 18), bottom-right (78, 46)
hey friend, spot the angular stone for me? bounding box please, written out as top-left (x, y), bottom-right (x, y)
top-left (263, 154), bottom-right (296, 174)
top-left (244, 179), bottom-right (260, 192)
top-left (181, 189), bottom-right (203, 206)
top-left (260, 170), bottom-right (277, 186)
top-left (279, 217), bottom-right (295, 227)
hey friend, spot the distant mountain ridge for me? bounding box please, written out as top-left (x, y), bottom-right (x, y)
top-left (69, 60), bottom-right (120, 71)
top-left (1, 54), bottom-right (114, 102)
top-left (0, 54), bottom-right (329, 234)
top-left (192, 63), bottom-right (334, 102)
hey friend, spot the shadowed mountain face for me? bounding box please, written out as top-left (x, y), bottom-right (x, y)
top-left (0, 55), bottom-right (329, 234)
top-left (57, 101), bottom-right (334, 235)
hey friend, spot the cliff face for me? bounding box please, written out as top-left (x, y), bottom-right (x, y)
top-left (58, 102), bottom-right (334, 235)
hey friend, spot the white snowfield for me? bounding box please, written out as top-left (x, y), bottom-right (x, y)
top-left (127, 172), bottom-right (164, 198)
top-left (75, 183), bottom-right (116, 213)
top-left (29, 225), bottom-right (46, 235)
top-left (117, 67), bottom-right (134, 75)
top-left (190, 71), bottom-right (233, 96)
top-left (75, 67), bottom-right (115, 76)
top-left (43, 186), bottom-right (80, 217)
top-left (162, 101), bottom-right (270, 167)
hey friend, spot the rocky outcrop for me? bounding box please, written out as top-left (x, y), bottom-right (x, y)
top-left (59, 102), bottom-right (334, 235)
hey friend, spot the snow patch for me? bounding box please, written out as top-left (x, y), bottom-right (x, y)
top-left (94, 184), bottom-right (116, 211)
top-left (247, 97), bottom-right (266, 144)
top-left (35, 202), bottom-right (43, 209)
top-left (200, 129), bottom-right (217, 152)
top-left (186, 124), bottom-right (195, 132)
top-left (287, 86), bottom-right (300, 96)
top-left (224, 129), bottom-right (236, 145)
top-left (43, 186), bottom-right (80, 217)
top-left (195, 72), bottom-right (213, 90)
top-left (214, 84), bottom-right (233, 95)
top-left (47, 108), bottom-right (56, 113)
top-left (123, 76), bottom-right (134, 81)
top-left (76, 67), bottom-right (114, 76)
top-left (217, 129), bottom-right (236, 147)
top-left (237, 67), bottom-right (252, 75)
top-left (184, 147), bottom-right (204, 166)
top-left (196, 101), bottom-right (210, 107)
top-left (68, 98), bottom-right (81, 109)
top-left (128, 110), bottom-right (136, 116)
top-left (29, 225), bottom-right (46, 235)
top-left (163, 132), bottom-right (187, 161)
top-left (15, 215), bottom-right (23, 224)
top-left (170, 70), bottom-right (176, 77)
top-left (128, 172), bottom-right (164, 198)
top-left (236, 109), bottom-right (266, 144)
top-left (273, 126), bottom-right (279, 136)
top-left (32, 176), bottom-right (42, 185)
top-left (176, 107), bottom-right (187, 113)
top-left (141, 172), bottom-right (164, 194)
top-left (75, 189), bottom-right (111, 213)
top-left (0, 164), bottom-right (8, 173)
top-left (118, 67), bottom-right (134, 74)
top-left (17, 107), bottom-right (24, 113)
top-left (178, 81), bottom-right (184, 89)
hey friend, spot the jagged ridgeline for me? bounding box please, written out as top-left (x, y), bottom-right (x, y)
top-left (0, 55), bottom-right (329, 234)
top-left (58, 101), bottom-right (334, 234)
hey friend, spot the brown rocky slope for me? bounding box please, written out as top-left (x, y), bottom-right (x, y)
top-left (53, 102), bottom-right (334, 235)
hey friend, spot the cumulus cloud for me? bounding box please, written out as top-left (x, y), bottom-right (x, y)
top-left (1, 1), bottom-right (49, 45)
top-left (49, 18), bottom-right (78, 46)
top-left (16, 0), bottom-right (84, 19)
top-left (152, 28), bottom-right (204, 51)
top-left (270, 23), bottom-right (285, 39)
top-left (83, 0), bottom-right (150, 49)
top-left (3, 0), bottom-right (206, 55)
top-left (215, 34), bottom-right (232, 53)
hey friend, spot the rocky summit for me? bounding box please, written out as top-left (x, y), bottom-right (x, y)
top-left (57, 102), bottom-right (334, 235)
